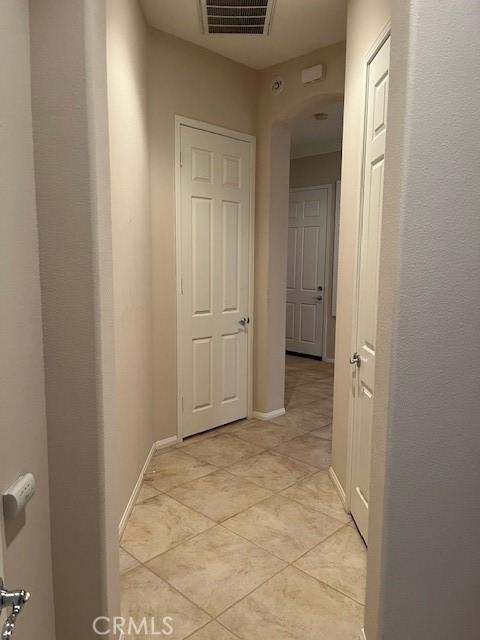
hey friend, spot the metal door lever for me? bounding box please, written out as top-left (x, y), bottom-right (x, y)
top-left (0, 578), bottom-right (30, 639)
top-left (350, 352), bottom-right (361, 368)
top-left (239, 317), bottom-right (250, 326)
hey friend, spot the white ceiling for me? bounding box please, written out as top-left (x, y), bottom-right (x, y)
top-left (140, 0), bottom-right (347, 70)
top-left (290, 101), bottom-right (344, 159)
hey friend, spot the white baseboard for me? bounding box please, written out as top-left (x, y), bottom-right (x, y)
top-left (252, 408), bottom-right (286, 421)
top-left (329, 466), bottom-right (349, 512)
top-left (155, 435), bottom-right (178, 451)
top-left (119, 435), bottom-right (178, 536)
top-left (323, 357), bottom-right (335, 364)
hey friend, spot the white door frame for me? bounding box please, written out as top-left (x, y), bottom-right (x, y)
top-left (287, 184), bottom-right (333, 361)
top-left (174, 115), bottom-right (256, 441)
top-left (345, 24), bottom-right (391, 511)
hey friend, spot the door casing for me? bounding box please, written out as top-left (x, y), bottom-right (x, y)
top-left (175, 116), bottom-right (256, 441)
top-left (345, 24), bottom-right (391, 514)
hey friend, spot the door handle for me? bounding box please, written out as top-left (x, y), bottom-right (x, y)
top-left (350, 352), bottom-right (361, 368)
top-left (315, 296), bottom-right (323, 301)
top-left (0, 578), bottom-right (30, 639)
top-left (239, 317), bottom-right (250, 326)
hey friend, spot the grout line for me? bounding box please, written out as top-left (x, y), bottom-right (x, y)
top-left (122, 548), bottom-right (215, 623)
top-left (278, 491), bottom-right (352, 527)
top-left (291, 523), bottom-right (350, 565)
top-left (162, 480), bottom-right (272, 523)
top-left (145, 467), bottom-right (219, 493)
top-left (120, 362), bottom-right (362, 633)
top-left (215, 520), bottom-right (289, 563)
top-left (212, 561), bottom-right (290, 623)
top-left (183, 617), bottom-right (244, 640)
top-left (215, 619), bottom-right (243, 639)
top-left (293, 561), bottom-right (366, 608)
top-left (218, 493), bottom-right (346, 564)
top-left (222, 461), bottom-right (318, 493)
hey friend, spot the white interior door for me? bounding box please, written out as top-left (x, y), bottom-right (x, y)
top-left (350, 35), bottom-right (391, 542)
top-left (179, 124), bottom-right (252, 438)
top-left (286, 186), bottom-right (329, 357)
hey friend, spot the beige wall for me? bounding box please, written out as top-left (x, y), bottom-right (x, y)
top-left (367, 1), bottom-right (480, 637)
top-left (331, 0), bottom-right (390, 492)
top-left (30, 0), bottom-right (119, 636)
top-left (146, 32), bottom-right (345, 429)
top-left (147, 30), bottom-right (258, 439)
top-left (290, 150), bottom-right (342, 188)
top-left (0, 2), bottom-right (55, 637)
top-left (254, 43), bottom-right (346, 413)
top-left (289, 151), bottom-right (342, 361)
top-left (106, 0), bottom-right (154, 522)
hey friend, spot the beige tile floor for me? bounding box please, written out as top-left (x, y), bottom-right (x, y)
top-left (120, 355), bottom-right (366, 639)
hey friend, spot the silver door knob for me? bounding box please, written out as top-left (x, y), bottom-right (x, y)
top-left (0, 578), bottom-right (30, 639)
top-left (350, 352), bottom-right (361, 368)
top-left (239, 317), bottom-right (250, 326)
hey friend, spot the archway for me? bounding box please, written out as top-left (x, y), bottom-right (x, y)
top-left (253, 91), bottom-right (344, 417)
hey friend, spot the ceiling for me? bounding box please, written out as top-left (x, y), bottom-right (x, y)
top-left (290, 101), bottom-right (344, 159)
top-left (140, 0), bottom-right (347, 70)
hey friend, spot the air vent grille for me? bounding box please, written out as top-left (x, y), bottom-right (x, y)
top-left (200, 0), bottom-right (276, 35)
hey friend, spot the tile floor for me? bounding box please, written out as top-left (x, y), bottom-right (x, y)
top-left (120, 355), bottom-right (367, 639)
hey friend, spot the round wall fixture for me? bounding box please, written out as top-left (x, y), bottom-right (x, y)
top-left (271, 76), bottom-right (285, 95)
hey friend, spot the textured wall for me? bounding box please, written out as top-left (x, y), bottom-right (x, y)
top-left (106, 0), bottom-right (154, 523)
top-left (147, 30), bottom-right (258, 439)
top-left (0, 2), bottom-right (55, 637)
top-left (30, 0), bottom-right (119, 636)
top-left (366, 1), bottom-right (480, 638)
top-left (254, 42), bottom-right (346, 413)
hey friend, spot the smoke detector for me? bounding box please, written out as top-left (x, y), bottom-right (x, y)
top-left (271, 76), bottom-right (284, 95)
top-left (199, 0), bottom-right (277, 35)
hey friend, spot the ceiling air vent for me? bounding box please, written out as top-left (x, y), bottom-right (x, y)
top-left (200, 0), bottom-right (276, 35)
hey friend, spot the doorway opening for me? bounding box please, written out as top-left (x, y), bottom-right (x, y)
top-left (285, 101), bottom-right (343, 364)
top-left (283, 101), bottom-right (343, 440)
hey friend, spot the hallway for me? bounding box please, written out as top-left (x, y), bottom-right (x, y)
top-left (120, 356), bottom-right (366, 639)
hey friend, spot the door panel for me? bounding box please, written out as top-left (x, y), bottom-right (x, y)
top-left (300, 304), bottom-right (317, 343)
top-left (192, 198), bottom-right (213, 315)
top-left (180, 125), bottom-right (251, 437)
top-left (350, 35), bottom-right (391, 542)
top-left (222, 202), bottom-right (240, 312)
top-left (222, 333), bottom-right (239, 402)
top-left (286, 187), bottom-right (330, 357)
top-left (301, 227), bottom-right (320, 291)
top-left (286, 228), bottom-right (297, 289)
top-left (192, 338), bottom-right (213, 411)
top-left (285, 302), bottom-right (295, 340)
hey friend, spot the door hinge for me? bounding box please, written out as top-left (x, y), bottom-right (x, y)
top-left (180, 277), bottom-right (184, 295)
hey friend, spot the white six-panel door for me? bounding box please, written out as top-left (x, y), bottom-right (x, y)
top-left (179, 124), bottom-right (252, 437)
top-left (350, 35), bottom-right (391, 542)
top-left (286, 186), bottom-right (330, 357)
